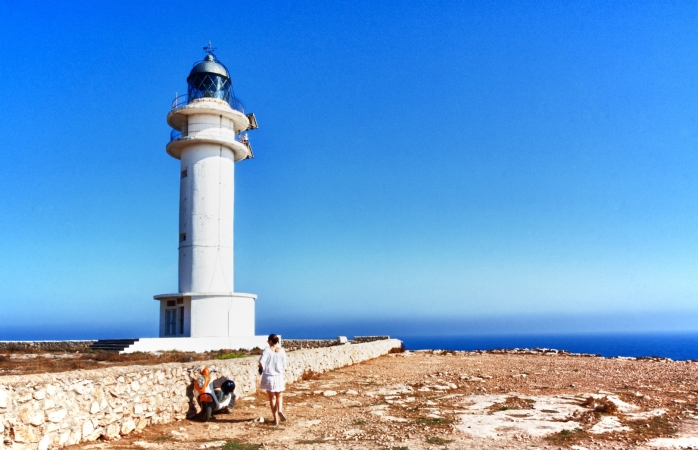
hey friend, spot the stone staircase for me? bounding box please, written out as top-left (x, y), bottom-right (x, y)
top-left (89, 339), bottom-right (139, 352)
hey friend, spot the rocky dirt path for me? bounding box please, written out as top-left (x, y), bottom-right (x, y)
top-left (68, 350), bottom-right (698, 449)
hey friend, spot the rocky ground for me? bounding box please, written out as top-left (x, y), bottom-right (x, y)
top-left (65, 350), bottom-right (698, 450)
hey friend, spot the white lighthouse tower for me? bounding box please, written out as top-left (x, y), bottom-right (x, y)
top-left (128, 45), bottom-right (266, 353)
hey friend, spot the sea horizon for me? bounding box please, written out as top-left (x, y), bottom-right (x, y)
top-left (2, 328), bottom-right (697, 361)
top-left (396, 331), bottom-right (698, 361)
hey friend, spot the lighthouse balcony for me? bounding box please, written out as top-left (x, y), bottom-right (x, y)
top-left (167, 123), bottom-right (253, 161)
top-left (171, 93), bottom-right (244, 114)
top-left (167, 95), bottom-right (251, 133)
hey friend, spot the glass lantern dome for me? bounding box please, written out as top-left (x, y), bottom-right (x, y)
top-left (187, 54), bottom-right (231, 100)
top-left (185, 53), bottom-right (243, 112)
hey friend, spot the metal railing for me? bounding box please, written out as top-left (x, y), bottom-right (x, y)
top-left (170, 93), bottom-right (245, 113)
top-left (170, 123), bottom-right (242, 143)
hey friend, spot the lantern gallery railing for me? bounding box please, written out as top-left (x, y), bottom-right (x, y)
top-left (170, 123), bottom-right (249, 145)
top-left (171, 93), bottom-right (245, 113)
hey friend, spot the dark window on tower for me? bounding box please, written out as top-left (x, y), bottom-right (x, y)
top-left (166, 300), bottom-right (175, 307)
top-left (181, 169), bottom-right (187, 178)
top-left (180, 233), bottom-right (186, 242)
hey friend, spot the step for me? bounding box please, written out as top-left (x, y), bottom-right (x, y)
top-left (90, 339), bottom-right (139, 352)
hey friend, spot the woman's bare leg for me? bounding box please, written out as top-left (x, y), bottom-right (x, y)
top-left (266, 390), bottom-right (277, 423)
top-left (275, 392), bottom-right (284, 418)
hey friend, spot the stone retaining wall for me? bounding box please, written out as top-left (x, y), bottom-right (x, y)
top-left (281, 336), bottom-right (390, 351)
top-left (0, 339), bottom-right (402, 449)
top-left (0, 342), bottom-right (96, 353)
top-left (280, 339), bottom-right (338, 351)
top-left (353, 336), bottom-right (391, 343)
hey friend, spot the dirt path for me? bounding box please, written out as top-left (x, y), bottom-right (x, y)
top-left (68, 350), bottom-right (698, 449)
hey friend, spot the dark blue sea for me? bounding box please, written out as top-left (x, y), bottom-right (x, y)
top-left (398, 333), bottom-right (698, 361)
top-left (3, 323), bottom-right (698, 361)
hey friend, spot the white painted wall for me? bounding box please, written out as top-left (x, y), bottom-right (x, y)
top-left (178, 142), bottom-right (235, 293)
top-left (189, 294), bottom-right (256, 337)
top-left (124, 335), bottom-right (269, 353)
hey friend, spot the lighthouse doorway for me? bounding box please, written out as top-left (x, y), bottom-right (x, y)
top-left (164, 299), bottom-right (187, 337)
top-left (165, 309), bottom-right (177, 336)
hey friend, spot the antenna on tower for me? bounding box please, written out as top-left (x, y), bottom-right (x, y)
top-left (203, 41), bottom-right (217, 57)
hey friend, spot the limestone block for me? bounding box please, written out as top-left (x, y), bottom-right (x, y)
top-left (32, 390), bottom-right (46, 401)
top-left (37, 432), bottom-right (51, 450)
top-left (90, 402), bottom-right (100, 414)
top-left (0, 389), bottom-right (7, 408)
top-left (82, 418), bottom-right (94, 437)
top-left (120, 418), bottom-right (136, 435)
top-left (94, 386), bottom-right (104, 400)
top-left (67, 426), bottom-right (82, 446)
top-left (85, 427), bottom-right (104, 441)
top-left (116, 377), bottom-right (125, 383)
top-left (46, 422), bottom-right (61, 433)
top-left (135, 418), bottom-right (149, 432)
top-left (11, 424), bottom-right (40, 443)
top-left (58, 430), bottom-right (70, 446)
top-left (104, 423), bottom-right (120, 440)
top-left (43, 399), bottom-right (55, 410)
top-left (18, 405), bottom-right (44, 426)
top-left (103, 376), bottom-right (116, 386)
top-left (15, 391), bottom-right (33, 403)
top-left (100, 398), bottom-right (108, 410)
top-left (46, 408), bottom-right (67, 423)
top-left (45, 385), bottom-right (56, 396)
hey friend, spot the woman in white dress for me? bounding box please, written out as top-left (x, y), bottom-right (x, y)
top-left (258, 334), bottom-right (287, 425)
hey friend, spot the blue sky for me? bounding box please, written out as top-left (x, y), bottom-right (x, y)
top-left (1, 1), bottom-right (697, 339)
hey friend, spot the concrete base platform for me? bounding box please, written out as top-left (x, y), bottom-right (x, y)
top-left (121, 336), bottom-right (268, 354)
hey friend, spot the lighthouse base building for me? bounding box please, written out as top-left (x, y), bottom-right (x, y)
top-left (124, 47), bottom-right (267, 353)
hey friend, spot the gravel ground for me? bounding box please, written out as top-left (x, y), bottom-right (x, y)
top-left (68, 350), bottom-right (698, 449)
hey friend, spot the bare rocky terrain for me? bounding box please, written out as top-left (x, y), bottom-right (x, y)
top-left (58, 349), bottom-right (698, 450)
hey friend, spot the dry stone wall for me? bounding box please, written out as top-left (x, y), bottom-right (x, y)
top-left (353, 336), bottom-right (391, 343)
top-left (281, 336), bottom-right (391, 351)
top-left (0, 342), bottom-right (95, 353)
top-left (0, 339), bottom-right (401, 449)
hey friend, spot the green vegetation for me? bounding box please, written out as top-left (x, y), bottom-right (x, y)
top-left (222, 442), bottom-right (263, 450)
top-left (215, 352), bottom-right (248, 360)
top-left (545, 428), bottom-right (588, 445)
top-left (297, 439), bottom-right (326, 444)
top-left (425, 436), bottom-right (453, 445)
top-left (352, 420), bottom-right (366, 426)
top-left (489, 396), bottom-right (535, 413)
top-left (417, 417), bottom-right (453, 426)
top-left (155, 436), bottom-right (171, 441)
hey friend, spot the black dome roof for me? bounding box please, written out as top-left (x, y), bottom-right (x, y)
top-left (187, 54), bottom-right (229, 82)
